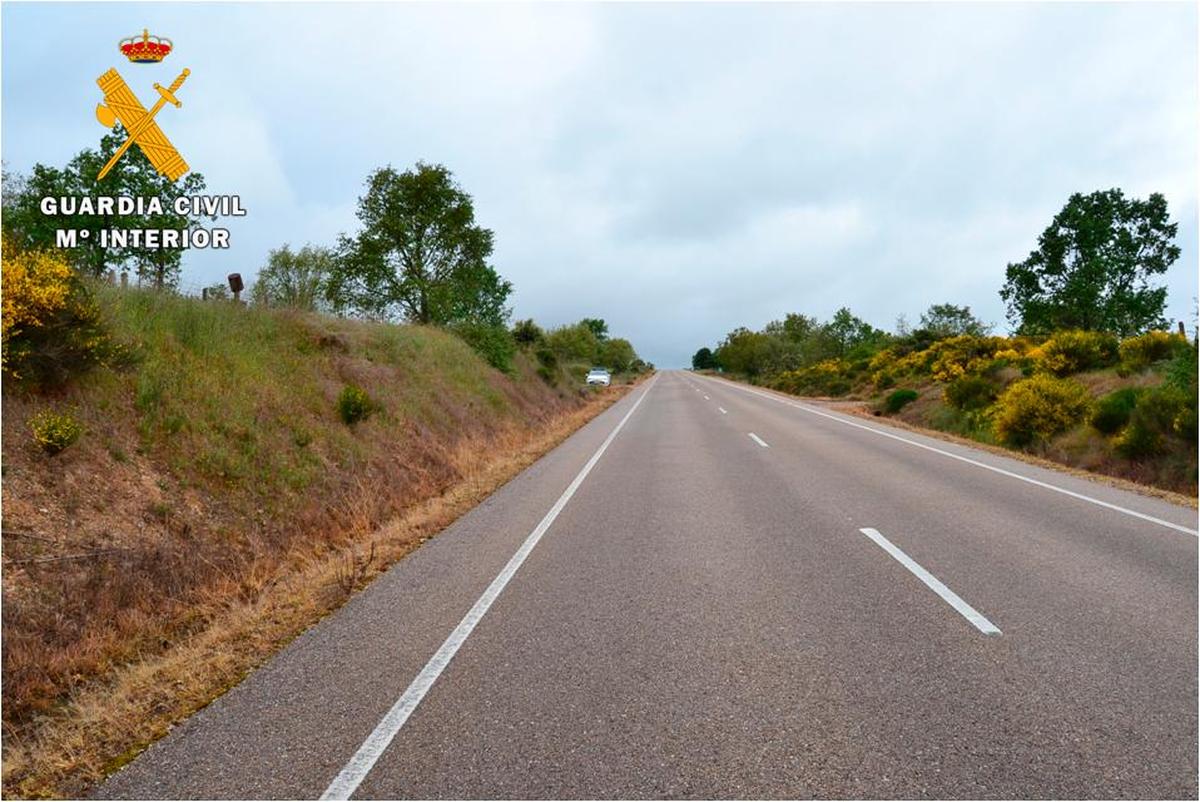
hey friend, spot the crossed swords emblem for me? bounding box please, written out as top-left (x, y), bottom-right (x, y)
top-left (95, 67), bottom-right (191, 181)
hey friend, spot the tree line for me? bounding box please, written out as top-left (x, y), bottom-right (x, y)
top-left (3, 134), bottom-right (647, 378)
top-left (695, 189), bottom-right (1184, 376)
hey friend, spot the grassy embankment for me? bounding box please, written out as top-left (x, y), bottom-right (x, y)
top-left (722, 331), bottom-right (1197, 497)
top-left (1, 286), bottom-right (635, 797)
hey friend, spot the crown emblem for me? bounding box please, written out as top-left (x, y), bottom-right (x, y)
top-left (119, 29), bottom-right (173, 63)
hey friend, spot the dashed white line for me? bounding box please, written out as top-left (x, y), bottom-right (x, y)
top-left (320, 376), bottom-right (658, 800)
top-left (859, 527), bottom-right (1001, 635)
top-left (701, 376), bottom-right (1198, 537)
top-left (718, 407), bottom-right (727, 414)
top-left (704, 395), bottom-right (710, 400)
top-left (748, 432), bottom-right (769, 448)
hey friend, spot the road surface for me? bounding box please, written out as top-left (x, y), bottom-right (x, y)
top-left (99, 371), bottom-right (1198, 799)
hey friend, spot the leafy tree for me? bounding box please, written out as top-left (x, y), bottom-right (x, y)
top-left (580, 318), bottom-right (609, 341)
top-left (919, 303), bottom-right (988, 339)
top-left (715, 327), bottom-right (772, 378)
top-left (765, 313), bottom-right (837, 371)
top-left (545, 322), bottom-right (600, 362)
top-left (823, 307), bottom-right (886, 358)
top-left (328, 162), bottom-right (512, 325)
top-left (2, 129), bottom-right (209, 288)
top-left (451, 321), bottom-right (516, 372)
top-left (1000, 189), bottom-right (1179, 336)
top-left (781, 313), bottom-right (819, 343)
top-left (511, 319), bottom-right (544, 347)
top-left (600, 337), bottom-right (637, 373)
top-left (692, 347), bottom-right (717, 370)
top-left (251, 244), bottom-right (335, 311)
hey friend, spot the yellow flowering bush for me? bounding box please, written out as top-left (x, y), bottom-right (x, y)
top-left (1118, 330), bottom-right (1189, 371)
top-left (993, 374), bottom-right (1093, 447)
top-left (28, 409), bottom-right (83, 455)
top-left (1033, 330), bottom-right (1119, 376)
top-left (926, 335), bottom-right (1010, 382)
top-left (773, 359), bottom-right (853, 396)
top-left (1, 246), bottom-right (121, 385)
top-left (2, 248), bottom-right (74, 374)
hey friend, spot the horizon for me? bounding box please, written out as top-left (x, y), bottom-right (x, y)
top-left (2, 2), bottom-right (1196, 367)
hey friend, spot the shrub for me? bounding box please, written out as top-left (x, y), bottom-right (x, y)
top-left (1115, 385), bottom-right (1189, 459)
top-left (1, 247), bottom-right (122, 386)
top-left (28, 409), bottom-right (82, 455)
top-left (544, 323), bottom-right (600, 363)
top-left (993, 374), bottom-right (1093, 447)
top-left (1163, 345), bottom-right (1198, 393)
top-left (336, 384), bottom-right (373, 425)
top-left (1163, 346), bottom-right (1198, 442)
top-left (535, 347), bottom-right (557, 371)
top-left (511, 319), bottom-right (544, 347)
top-left (1174, 401), bottom-right (1198, 443)
top-left (1118, 330), bottom-right (1189, 371)
top-left (884, 388), bottom-right (919, 413)
top-left (451, 322), bottom-right (516, 372)
top-left (1090, 387), bottom-right (1141, 434)
top-left (926, 335), bottom-right (1011, 382)
top-left (773, 359), bottom-right (852, 396)
top-left (944, 375), bottom-right (997, 411)
top-left (1035, 330), bottom-right (1119, 376)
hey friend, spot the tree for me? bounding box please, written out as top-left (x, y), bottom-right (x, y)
top-left (715, 327), bottom-right (772, 378)
top-left (1000, 189), bottom-right (1179, 336)
top-left (692, 347), bottom-right (717, 370)
top-left (328, 162), bottom-right (512, 325)
top-left (3, 129), bottom-right (208, 288)
top-left (919, 303), bottom-right (988, 339)
top-left (511, 319), bottom-right (544, 347)
top-left (580, 318), bottom-right (608, 341)
top-left (251, 244), bottom-right (335, 311)
top-left (823, 307), bottom-right (885, 358)
top-left (781, 313), bottom-right (818, 343)
top-left (545, 322), bottom-right (600, 362)
top-left (600, 337), bottom-right (637, 373)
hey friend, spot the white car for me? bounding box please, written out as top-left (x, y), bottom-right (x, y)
top-left (586, 367), bottom-right (611, 386)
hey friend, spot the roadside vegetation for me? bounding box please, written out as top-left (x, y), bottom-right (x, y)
top-left (694, 189), bottom-right (1197, 496)
top-left (2, 150), bottom-right (648, 795)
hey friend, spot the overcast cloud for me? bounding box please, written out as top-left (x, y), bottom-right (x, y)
top-left (3, 2), bottom-right (1196, 366)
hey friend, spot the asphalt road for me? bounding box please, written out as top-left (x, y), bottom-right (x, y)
top-left (98, 371), bottom-right (1199, 799)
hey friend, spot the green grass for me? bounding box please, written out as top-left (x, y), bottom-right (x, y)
top-left (88, 287), bottom-right (547, 516)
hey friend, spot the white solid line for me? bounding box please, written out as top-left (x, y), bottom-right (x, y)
top-left (718, 407), bottom-right (727, 414)
top-left (320, 376), bottom-right (658, 800)
top-left (859, 527), bottom-right (1001, 635)
top-left (702, 376), bottom-right (1198, 536)
top-left (748, 432), bottom-right (770, 448)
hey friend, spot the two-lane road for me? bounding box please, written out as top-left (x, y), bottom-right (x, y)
top-left (100, 371), bottom-right (1198, 799)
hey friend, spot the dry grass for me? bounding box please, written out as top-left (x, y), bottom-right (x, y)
top-left (2, 383), bottom-right (631, 799)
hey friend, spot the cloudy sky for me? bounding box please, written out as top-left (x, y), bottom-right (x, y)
top-left (3, 2), bottom-right (1196, 367)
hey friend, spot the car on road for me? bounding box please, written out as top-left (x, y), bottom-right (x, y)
top-left (586, 367), bottom-right (611, 386)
